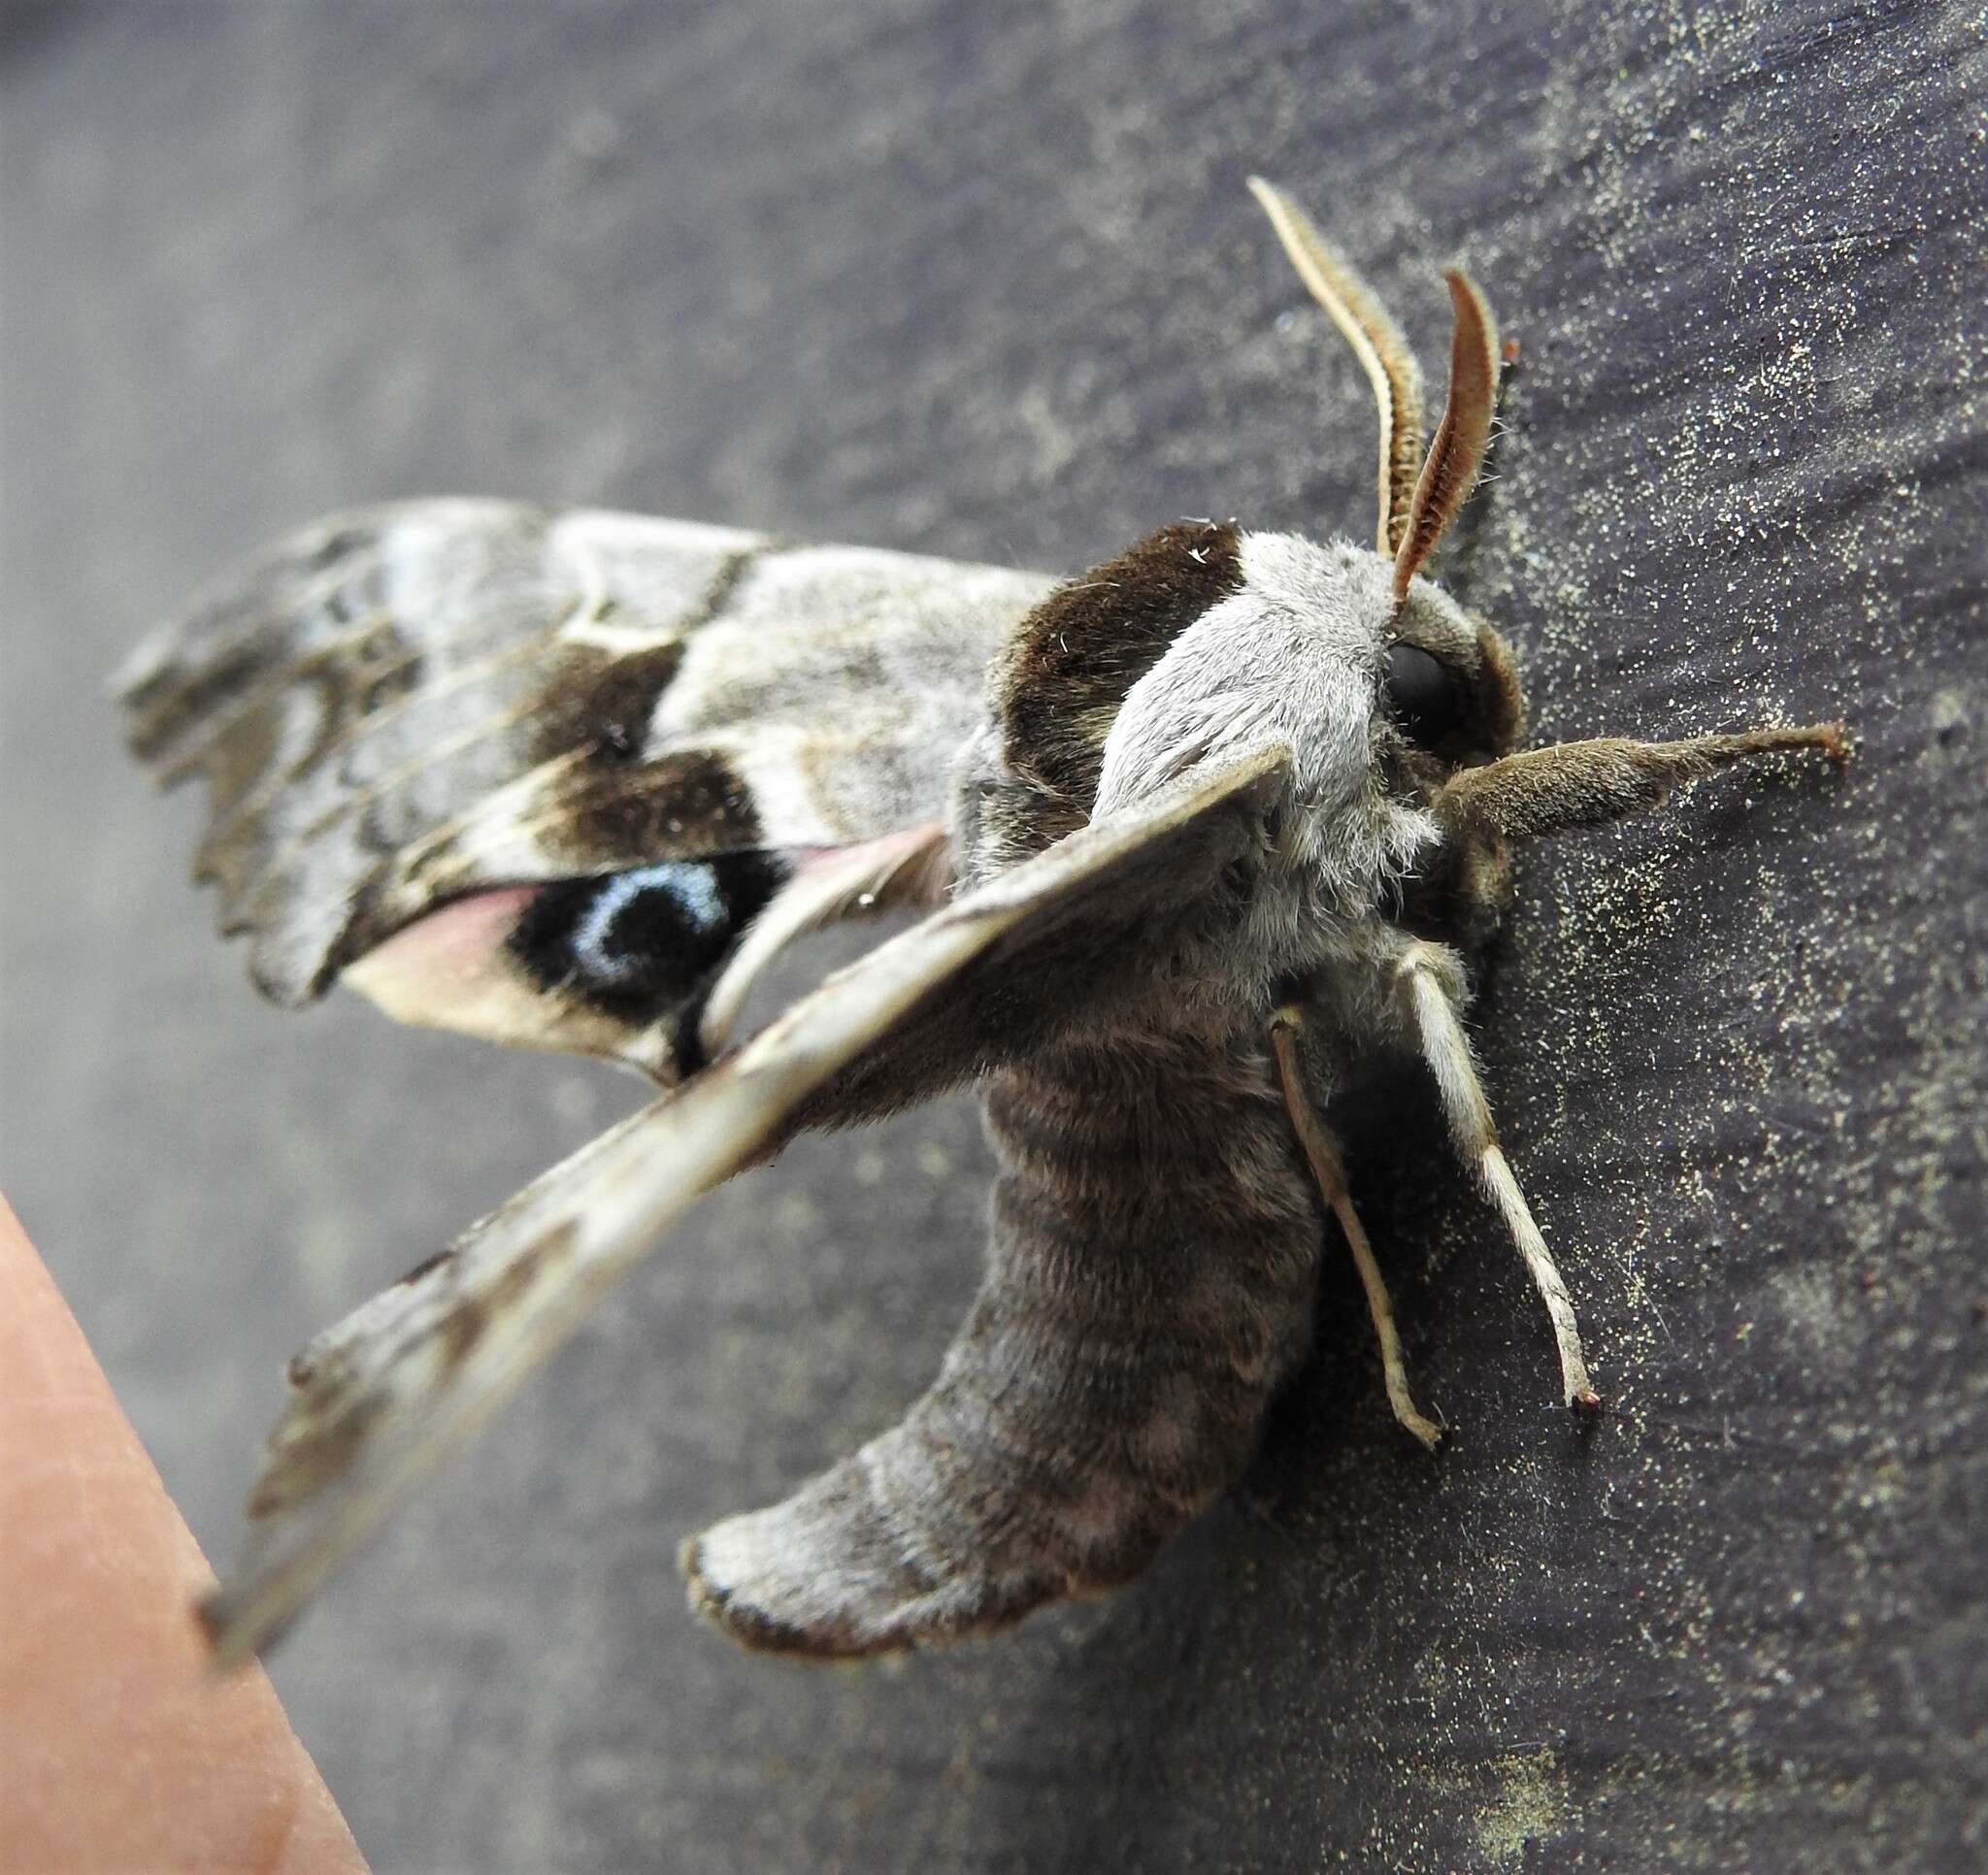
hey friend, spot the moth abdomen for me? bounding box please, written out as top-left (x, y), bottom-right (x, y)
top-left (685, 1033), bottom-right (1321, 1657)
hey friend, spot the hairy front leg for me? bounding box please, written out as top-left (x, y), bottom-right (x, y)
top-left (1440, 723), bottom-right (1846, 842)
top-left (1394, 941), bottom-right (1601, 1410)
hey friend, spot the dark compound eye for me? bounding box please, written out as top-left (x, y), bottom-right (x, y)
top-left (1382, 641), bottom-right (1465, 746)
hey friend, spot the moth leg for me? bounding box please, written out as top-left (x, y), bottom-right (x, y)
top-left (1439, 723), bottom-right (1847, 842)
top-left (1395, 942), bottom-right (1601, 1410)
top-left (1269, 1006), bottom-right (1442, 1450)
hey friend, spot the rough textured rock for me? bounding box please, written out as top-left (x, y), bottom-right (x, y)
top-left (2, 2), bottom-right (1980, 1868)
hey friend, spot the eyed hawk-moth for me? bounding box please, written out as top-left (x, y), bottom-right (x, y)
top-left (119, 180), bottom-right (1845, 1664)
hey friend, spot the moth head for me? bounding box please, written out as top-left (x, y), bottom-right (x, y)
top-left (1249, 179), bottom-right (1524, 771)
top-left (1378, 578), bottom-right (1524, 773)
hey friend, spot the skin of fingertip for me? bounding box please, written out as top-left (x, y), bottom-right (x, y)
top-left (0, 1197), bottom-right (370, 1875)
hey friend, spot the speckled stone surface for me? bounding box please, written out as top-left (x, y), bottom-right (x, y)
top-left (2, 3), bottom-right (1981, 1868)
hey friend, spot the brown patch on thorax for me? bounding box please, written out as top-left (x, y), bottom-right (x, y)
top-left (994, 520), bottom-right (1242, 813)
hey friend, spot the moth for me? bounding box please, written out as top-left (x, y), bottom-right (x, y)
top-left (120, 180), bottom-right (1845, 1665)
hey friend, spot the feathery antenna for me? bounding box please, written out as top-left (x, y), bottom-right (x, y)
top-left (1248, 177), bottom-right (1427, 556)
top-left (1392, 268), bottom-right (1500, 604)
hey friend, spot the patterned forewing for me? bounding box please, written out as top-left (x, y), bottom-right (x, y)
top-left (198, 746), bottom-right (1292, 1661)
top-left (119, 501), bottom-right (1050, 1002)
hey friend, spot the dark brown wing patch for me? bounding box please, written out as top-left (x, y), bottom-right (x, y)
top-left (539, 746), bottom-right (763, 868)
top-left (530, 640), bottom-right (686, 766)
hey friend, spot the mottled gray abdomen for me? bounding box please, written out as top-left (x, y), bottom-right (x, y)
top-left (683, 1032), bottom-right (1324, 1657)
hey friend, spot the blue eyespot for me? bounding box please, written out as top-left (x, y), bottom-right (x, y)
top-left (508, 850), bottom-right (786, 1018)
top-left (569, 861), bottom-right (726, 984)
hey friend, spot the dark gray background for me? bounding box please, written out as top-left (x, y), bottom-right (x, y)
top-left (3, 3), bottom-right (1982, 1869)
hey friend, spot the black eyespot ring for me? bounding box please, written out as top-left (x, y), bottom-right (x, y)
top-left (1382, 642), bottom-right (1464, 746)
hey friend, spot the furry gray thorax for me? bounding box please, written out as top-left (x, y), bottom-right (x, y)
top-left (953, 519), bottom-right (1523, 1045)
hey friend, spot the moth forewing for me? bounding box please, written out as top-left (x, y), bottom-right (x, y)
top-left (118, 500), bottom-right (1044, 1068)
top-left (199, 749), bottom-right (1290, 1662)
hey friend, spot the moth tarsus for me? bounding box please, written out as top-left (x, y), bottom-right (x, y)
top-left (122, 180), bottom-right (1846, 1665)
top-left (1271, 1004), bottom-right (1443, 1452)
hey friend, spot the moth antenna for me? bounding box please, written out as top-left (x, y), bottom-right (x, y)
top-left (1247, 177), bottom-right (1426, 556)
top-left (1391, 268), bottom-right (1501, 605)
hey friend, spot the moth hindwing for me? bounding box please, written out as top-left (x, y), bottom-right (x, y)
top-left (123, 180), bottom-right (1845, 1666)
